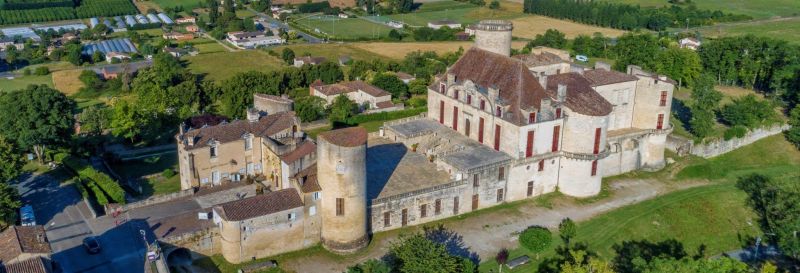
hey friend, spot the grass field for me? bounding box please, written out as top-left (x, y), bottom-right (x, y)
top-left (351, 40), bottom-right (527, 59)
top-left (604, 0), bottom-right (800, 19)
top-left (385, 2), bottom-right (522, 27)
top-left (696, 17), bottom-right (800, 44)
top-left (510, 15), bottom-right (627, 38)
top-left (293, 15), bottom-right (396, 39)
top-left (273, 43), bottom-right (380, 62)
top-left (52, 69), bottom-right (85, 95)
top-left (0, 74), bottom-right (53, 92)
top-left (185, 50), bottom-right (284, 81)
top-left (479, 134), bottom-right (800, 272)
top-left (109, 154), bottom-right (181, 197)
top-left (152, 0), bottom-right (204, 10)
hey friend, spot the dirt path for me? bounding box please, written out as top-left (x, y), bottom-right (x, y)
top-left (281, 178), bottom-right (707, 272)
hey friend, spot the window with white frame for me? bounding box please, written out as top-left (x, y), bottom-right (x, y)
top-left (313, 191), bottom-right (322, 200)
top-left (309, 206), bottom-right (316, 216)
top-left (288, 212), bottom-right (296, 221)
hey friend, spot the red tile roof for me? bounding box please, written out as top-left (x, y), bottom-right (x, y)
top-left (582, 69), bottom-right (639, 86)
top-left (446, 48), bottom-right (549, 125)
top-left (375, 101), bottom-right (395, 109)
top-left (319, 127), bottom-right (367, 147)
top-left (214, 189), bottom-right (303, 221)
top-left (513, 51), bottom-right (567, 67)
top-left (181, 111), bottom-right (298, 150)
top-left (0, 226), bottom-right (51, 263)
top-left (293, 164), bottom-right (320, 193)
top-left (0, 257), bottom-right (50, 273)
top-left (312, 81), bottom-right (390, 97)
top-left (546, 72), bottom-right (613, 116)
top-left (280, 141), bottom-right (316, 163)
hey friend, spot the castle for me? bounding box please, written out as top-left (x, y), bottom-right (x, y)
top-left (174, 20), bottom-right (673, 263)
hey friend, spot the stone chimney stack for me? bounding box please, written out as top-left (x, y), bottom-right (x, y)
top-left (187, 135), bottom-right (195, 146)
top-left (446, 73), bottom-right (455, 86)
top-left (557, 84), bottom-right (567, 102)
top-left (488, 86), bottom-right (499, 102)
top-left (178, 122), bottom-right (185, 136)
top-left (246, 108), bottom-right (260, 122)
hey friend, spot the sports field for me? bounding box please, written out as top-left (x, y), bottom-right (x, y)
top-left (384, 0), bottom-right (522, 27)
top-left (292, 15), bottom-right (396, 39)
top-left (605, 0), bottom-right (800, 19)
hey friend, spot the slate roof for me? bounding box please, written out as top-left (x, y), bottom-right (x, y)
top-left (546, 72), bottom-right (613, 116)
top-left (280, 141), bottom-right (316, 163)
top-left (444, 47), bottom-right (549, 125)
top-left (0, 257), bottom-right (50, 273)
top-left (318, 127), bottom-right (367, 147)
top-left (312, 81), bottom-right (390, 97)
top-left (513, 52), bottom-right (567, 67)
top-left (181, 111), bottom-right (297, 150)
top-left (214, 189), bottom-right (303, 221)
top-left (293, 164), bottom-right (320, 193)
top-left (0, 226), bottom-right (51, 263)
top-left (582, 69), bottom-right (639, 86)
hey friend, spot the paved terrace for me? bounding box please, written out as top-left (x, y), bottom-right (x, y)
top-left (366, 137), bottom-right (452, 200)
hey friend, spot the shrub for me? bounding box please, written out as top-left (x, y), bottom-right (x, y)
top-left (62, 155), bottom-right (126, 204)
top-left (85, 180), bottom-right (108, 206)
top-left (34, 66), bottom-right (49, 75)
top-left (23, 68), bottom-right (31, 75)
top-left (407, 97), bottom-right (427, 108)
top-left (519, 226), bottom-right (552, 252)
top-left (73, 179), bottom-right (90, 199)
top-left (162, 168), bottom-right (176, 178)
top-left (53, 152), bottom-right (69, 163)
top-left (723, 125), bottom-right (748, 140)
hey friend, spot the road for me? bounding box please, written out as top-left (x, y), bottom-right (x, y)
top-left (15, 172), bottom-right (154, 273)
top-left (246, 7), bottom-right (324, 44)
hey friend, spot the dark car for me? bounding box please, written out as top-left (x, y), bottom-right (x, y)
top-left (83, 237), bottom-right (101, 254)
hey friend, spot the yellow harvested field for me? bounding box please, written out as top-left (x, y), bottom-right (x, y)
top-left (716, 85), bottom-right (763, 99)
top-left (52, 69), bottom-right (85, 95)
top-left (510, 16), bottom-right (626, 38)
top-left (351, 41), bottom-right (527, 59)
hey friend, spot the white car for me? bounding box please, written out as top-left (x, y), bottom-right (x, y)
top-left (576, 55), bottom-right (589, 62)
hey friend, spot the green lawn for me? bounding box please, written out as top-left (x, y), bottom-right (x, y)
top-left (479, 135), bottom-right (800, 272)
top-left (604, 0), bottom-right (800, 19)
top-left (292, 15), bottom-right (396, 40)
top-left (185, 50), bottom-right (285, 81)
top-left (385, 5), bottom-right (522, 27)
top-left (109, 154), bottom-right (181, 196)
top-left (0, 74), bottom-right (53, 92)
top-left (152, 0), bottom-right (205, 9)
top-left (272, 43), bottom-right (380, 63)
top-left (697, 17), bottom-right (800, 44)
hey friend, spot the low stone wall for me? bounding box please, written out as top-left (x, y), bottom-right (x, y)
top-left (161, 227), bottom-right (221, 257)
top-left (688, 124), bottom-right (790, 158)
top-left (120, 189), bottom-right (195, 211)
top-left (666, 134), bottom-right (692, 156)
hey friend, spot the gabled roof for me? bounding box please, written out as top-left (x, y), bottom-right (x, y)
top-left (214, 189), bottom-right (303, 221)
top-left (445, 47), bottom-right (549, 125)
top-left (582, 69), bottom-right (639, 87)
top-left (546, 72), bottom-right (613, 116)
top-left (280, 141), bottom-right (316, 164)
top-left (293, 164), bottom-right (320, 193)
top-left (0, 257), bottom-right (50, 273)
top-left (312, 81), bottom-right (390, 97)
top-left (513, 51), bottom-right (568, 67)
top-left (0, 226), bottom-right (51, 263)
top-left (181, 111), bottom-right (297, 150)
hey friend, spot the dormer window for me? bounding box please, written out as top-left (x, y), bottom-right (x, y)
top-left (210, 143), bottom-right (218, 158)
top-left (529, 112), bottom-right (536, 123)
top-left (467, 95), bottom-right (472, 105)
top-left (495, 106), bottom-right (502, 117)
top-left (440, 83), bottom-right (445, 93)
top-left (480, 100), bottom-right (486, 110)
top-left (555, 108), bottom-right (562, 119)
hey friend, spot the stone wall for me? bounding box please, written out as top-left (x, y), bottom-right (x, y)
top-left (688, 124), bottom-right (790, 158)
top-left (119, 189), bottom-right (194, 211)
top-left (161, 227), bottom-right (221, 257)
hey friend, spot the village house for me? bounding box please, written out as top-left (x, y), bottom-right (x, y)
top-left (293, 56), bottom-right (327, 67)
top-left (175, 16), bottom-right (196, 24)
top-left (185, 24), bottom-right (200, 33)
top-left (310, 80), bottom-right (403, 113)
top-left (0, 37), bottom-right (23, 51)
top-left (0, 226), bottom-right (52, 265)
top-left (679, 37), bottom-right (702, 50)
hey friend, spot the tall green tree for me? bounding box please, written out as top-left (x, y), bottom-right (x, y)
top-left (0, 137), bottom-right (24, 183)
top-left (655, 47), bottom-right (702, 87)
top-left (328, 95), bottom-right (359, 124)
top-left (612, 33), bottom-right (660, 71)
top-left (0, 85), bottom-right (75, 161)
top-left (688, 74), bottom-right (722, 139)
top-left (371, 73), bottom-right (408, 99)
top-left (526, 29), bottom-right (567, 49)
top-left (785, 106), bottom-right (800, 149)
top-left (558, 218), bottom-right (577, 245)
top-left (0, 182), bottom-right (22, 229)
top-left (389, 230), bottom-right (461, 273)
top-left (282, 48), bottom-right (296, 65)
top-left (737, 174), bottom-right (800, 259)
top-left (80, 106), bottom-right (111, 136)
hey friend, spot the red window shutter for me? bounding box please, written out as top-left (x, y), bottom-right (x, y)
top-left (439, 101), bottom-right (444, 124)
top-left (480, 100), bottom-right (485, 110)
top-left (591, 160), bottom-right (598, 176)
top-left (593, 128), bottom-right (601, 154)
top-left (465, 119), bottom-right (471, 137)
top-left (467, 95), bottom-right (472, 105)
top-left (657, 114), bottom-right (664, 129)
top-left (494, 124), bottom-right (501, 151)
top-left (526, 130), bottom-right (534, 158)
top-left (478, 117), bottom-right (484, 143)
top-left (552, 125), bottom-right (560, 152)
top-left (538, 160), bottom-right (544, 171)
top-left (660, 91), bottom-right (667, 106)
top-left (555, 108), bottom-right (562, 119)
top-left (453, 106), bottom-right (459, 131)
top-left (529, 112), bottom-right (536, 123)
top-left (496, 106), bottom-right (502, 117)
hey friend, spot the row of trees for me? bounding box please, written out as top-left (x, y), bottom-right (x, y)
top-left (522, 0), bottom-right (750, 31)
top-left (0, 0), bottom-right (74, 10)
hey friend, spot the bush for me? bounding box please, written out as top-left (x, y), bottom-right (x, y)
top-left (407, 97), bottom-right (427, 108)
top-left (86, 180), bottom-right (109, 205)
top-left (723, 125), bottom-right (748, 140)
top-left (162, 168), bottom-right (176, 178)
top-left (519, 226), bottom-right (552, 252)
top-left (53, 152), bottom-right (69, 163)
top-left (343, 107), bottom-right (427, 125)
top-left (23, 68), bottom-right (31, 75)
top-left (34, 66), bottom-right (49, 75)
top-left (62, 155), bottom-right (126, 204)
top-left (719, 94), bottom-right (777, 129)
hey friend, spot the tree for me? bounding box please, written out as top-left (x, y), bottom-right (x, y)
top-left (737, 173), bottom-right (800, 259)
top-left (219, 71), bottom-right (280, 118)
top-left (719, 95), bottom-right (776, 129)
top-left (0, 182), bottom-right (21, 229)
top-left (347, 259), bottom-right (391, 273)
top-left (526, 29), bottom-right (567, 49)
top-left (612, 239), bottom-right (687, 273)
top-left (282, 48), bottom-right (296, 65)
top-left (372, 73), bottom-right (408, 99)
top-left (496, 248), bottom-right (509, 273)
top-left (655, 47), bottom-right (702, 87)
top-left (80, 106), bottom-right (111, 136)
top-left (640, 257), bottom-right (749, 273)
top-left (91, 51), bottom-right (105, 64)
top-left (0, 85), bottom-right (75, 161)
top-left (252, 0), bottom-right (271, 11)
top-left (786, 106), bottom-right (800, 149)
top-left (489, 0), bottom-right (500, 9)
top-left (294, 96), bottom-right (326, 122)
top-left (558, 218), bottom-right (577, 244)
top-left (110, 100), bottom-right (145, 143)
top-left (65, 43), bottom-right (82, 65)
top-left (408, 78), bottom-right (428, 95)
top-left (389, 232), bottom-right (460, 273)
top-left (388, 29), bottom-right (403, 41)
top-left (560, 251), bottom-right (616, 273)
top-left (328, 95), bottom-right (359, 124)
top-left (612, 33), bottom-right (660, 71)
top-left (689, 74), bottom-right (722, 139)
top-left (4, 46), bottom-right (18, 67)
top-left (0, 137), bottom-right (24, 183)
top-left (519, 226), bottom-right (552, 252)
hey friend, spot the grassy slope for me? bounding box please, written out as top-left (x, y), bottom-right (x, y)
top-left (294, 16), bottom-right (395, 39)
top-left (0, 74), bottom-right (54, 92)
top-left (696, 18), bottom-right (800, 44)
top-left (479, 135), bottom-right (800, 272)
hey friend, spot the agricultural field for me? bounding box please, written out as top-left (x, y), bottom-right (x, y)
top-left (351, 40), bottom-right (527, 59)
top-left (604, 0), bottom-right (800, 19)
top-left (151, 0), bottom-right (204, 10)
top-left (384, 0), bottom-right (522, 27)
top-left (510, 15), bottom-right (626, 38)
top-left (51, 69), bottom-right (85, 95)
top-left (696, 17), bottom-right (800, 44)
top-left (0, 0), bottom-right (138, 26)
top-left (273, 43), bottom-right (381, 62)
top-left (184, 50), bottom-right (284, 81)
top-left (0, 74), bottom-right (53, 92)
top-left (292, 14), bottom-right (396, 40)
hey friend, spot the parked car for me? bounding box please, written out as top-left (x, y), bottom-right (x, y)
top-left (83, 237), bottom-right (101, 254)
top-left (20, 205), bottom-right (36, 226)
top-left (576, 55), bottom-right (589, 62)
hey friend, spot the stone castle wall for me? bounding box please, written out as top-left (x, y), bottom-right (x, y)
top-left (688, 124), bottom-right (790, 158)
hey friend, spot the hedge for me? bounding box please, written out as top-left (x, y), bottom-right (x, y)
top-left (519, 226), bottom-right (552, 252)
top-left (62, 155), bottom-right (126, 205)
top-left (297, 1), bottom-right (330, 13)
top-left (343, 107), bottom-right (427, 126)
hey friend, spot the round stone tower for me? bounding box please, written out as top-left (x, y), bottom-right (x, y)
top-left (473, 20), bottom-right (513, 57)
top-left (316, 127), bottom-right (369, 253)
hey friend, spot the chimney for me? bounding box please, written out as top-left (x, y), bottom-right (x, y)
top-left (594, 62), bottom-right (611, 71)
top-left (246, 108), bottom-right (260, 122)
top-left (446, 73), bottom-right (456, 86)
top-left (557, 84), bottom-right (567, 102)
top-left (179, 122), bottom-right (186, 136)
top-left (36, 234), bottom-right (44, 243)
top-left (572, 66), bottom-right (584, 75)
top-left (488, 86), bottom-right (499, 102)
top-left (538, 74), bottom-right (548, 88)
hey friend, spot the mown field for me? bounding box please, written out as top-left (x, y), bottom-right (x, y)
top-left (151, 0), bottom-right (204, 9)
top-left (184, 50), bottom-right (285, 81)
top-left (604, 0), bottom-right (800, 19)
top-left (479, 134), bottom-right (800, 272)
top-left (292, 15), bottom-right (395, 39)
top-left (385, 1), bottom-right (522, 26)
top-left (696, 17), bottom-right (800, 44)
top-left (0, 74), bottom-right (53, 92)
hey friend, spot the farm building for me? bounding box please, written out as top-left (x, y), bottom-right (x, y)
top-left (135, 15), bottom-right (149, 24)
top-left (125, 15), bottom-right (137, 26)
top-left (89, 18), bottom-right (99, 28)
top-left (310, 80), bottom-right (402, 113)
top-left (82, 38), bottom-right (137, 56)
top-left (226, 31), bottom-right (284, 49)
top-left (158, 13), bottom-right (174, 24)
top-left (33, 23), bottom-right (88, 33)
top-left (163, 32), bottom-right (194, 41)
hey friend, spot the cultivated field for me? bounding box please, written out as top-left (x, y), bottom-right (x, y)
top-left (152, 0), bottom-right (204, 10)
top-left (51, 69), bottom-right (85, 95)
top-left (351, 40), bottom-right (527, 59)
top-left (184, 50), bottom-right (284, 81)
top-left (510, 15), bottom-right (627, 38)
top-left (292, 15), bottom-right (396, 39)
top-left (603, 0), bottom-right (800, 19)
top-left (385, 4), bottom-right (522, 26)
top-left (273, 43), bottom-right (381, 62)
top-left (696, 17), bottom-right (800, 44)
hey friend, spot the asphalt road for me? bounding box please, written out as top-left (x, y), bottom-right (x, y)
top-left (15, 172), bottom-right (154, 273)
